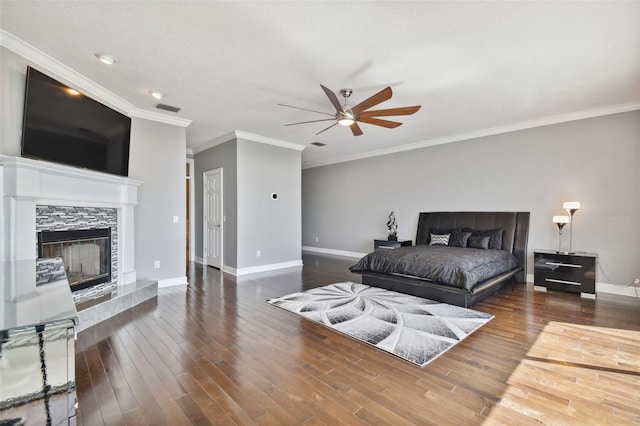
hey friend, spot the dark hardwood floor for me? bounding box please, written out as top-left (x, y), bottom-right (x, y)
top-left (76, 253), bottom-right (640, 425)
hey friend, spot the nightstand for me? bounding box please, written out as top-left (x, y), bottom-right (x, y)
top-left (533, 250), bottom-right (597, 298)
top-left (374, 239), bottom-right (412, 251)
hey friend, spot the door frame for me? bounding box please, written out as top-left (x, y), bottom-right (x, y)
top-left (203, 168), bottom-right (223, 269)
top-left (187, 158), bottom-right (195, 262)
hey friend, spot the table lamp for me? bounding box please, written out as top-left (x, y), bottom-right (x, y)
top-left (552, 215), bottom-right (570, 253)
top-left (563, 201), bottom-right (580, 253)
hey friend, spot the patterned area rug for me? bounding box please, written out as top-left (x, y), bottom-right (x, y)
top-left (267, 282), bottom-right (493, 367)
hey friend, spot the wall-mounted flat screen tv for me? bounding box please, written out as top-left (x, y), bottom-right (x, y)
top-left (21, 67), bottom-right (131, 177)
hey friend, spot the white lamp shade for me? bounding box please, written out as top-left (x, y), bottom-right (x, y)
top-left (553, 215), bottom-right (570, 224)
top-left (563, 201), bottom-right (581, 210)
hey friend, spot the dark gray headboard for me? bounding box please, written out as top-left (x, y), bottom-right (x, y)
top-left (415, 211), bottom-right (530, 283)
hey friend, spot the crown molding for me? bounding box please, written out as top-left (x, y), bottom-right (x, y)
top-left (234, 131), bottom-right (306, 151)
top-left (192, 130), bottom-right (305, 154)
top-left (0, 30), bottom-right (131, 114)
top-left (302, 101), bottom-right (640, 169)
top-left (0, 30), bottom-right (192, 128)
top-left (129, 108), bottom-right (192, 127)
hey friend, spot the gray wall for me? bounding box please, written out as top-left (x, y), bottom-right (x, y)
top-left (193, 137), bottom-right (302, 270)
top-left (236, 138), bottom-right (301, 268)
top-left (129, 118), bottom-right (186, 282)
top-left (302, 111), bottom-right (640, 287)
top-left (1, 46), bottom-right (188, 284)
top-left (193, 139), bottom-right (238, 267)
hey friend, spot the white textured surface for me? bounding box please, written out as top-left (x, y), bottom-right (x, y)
top-left (1, 1), bottom-right (638, 167)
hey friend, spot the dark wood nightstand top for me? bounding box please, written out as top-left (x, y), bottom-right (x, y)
top-left (374, 239), bottom-right (412, 251)
top-left (534, 249), bottom-right (597, 258)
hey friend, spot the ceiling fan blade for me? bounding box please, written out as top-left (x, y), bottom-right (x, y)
top-left (320, 85), bottom-right (344, 113)
top-left (315, 122), bottom-right (338, 135)
top-left (359, 105), bottom-right (421, 118)
top-left (277, 103), bottom-right (335, 117)
top-left (350, 86), bottom-right (393, 116)
top-left (350, 121), bottom-right (363, 136)
top-left (285, 118), bottom-right (336, 126)
top-left (358, 116), bottom-right (403, 128)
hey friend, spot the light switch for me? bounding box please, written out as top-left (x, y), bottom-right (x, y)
top-left (173, 216), bottom-right (179, 223)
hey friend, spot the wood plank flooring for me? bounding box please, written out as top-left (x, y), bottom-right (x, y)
top-left (75, 253), bottom-right (640, 425)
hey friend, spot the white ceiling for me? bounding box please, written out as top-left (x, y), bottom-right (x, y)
top-left (1, 1), bottom-right (639, 168)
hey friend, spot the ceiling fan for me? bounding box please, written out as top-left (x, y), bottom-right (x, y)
top-left (279, 85), bottom-right (421, 136)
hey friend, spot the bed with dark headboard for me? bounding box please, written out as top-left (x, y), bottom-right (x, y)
top-left (350, 212), bottom-right (530, 307)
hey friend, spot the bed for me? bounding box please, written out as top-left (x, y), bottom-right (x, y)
top-left (350, 211), bottom-right (530, 307)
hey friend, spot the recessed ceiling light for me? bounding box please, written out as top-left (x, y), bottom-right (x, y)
top-left (95, 53), bottom-right (116, 65)
top-left (311, 142), bottom-right (326, 147)
top-left (149, 90), bottom-right (165, 100)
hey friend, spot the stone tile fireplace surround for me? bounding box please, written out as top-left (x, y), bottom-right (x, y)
top-left (1, 155), bottom-right (156, 331)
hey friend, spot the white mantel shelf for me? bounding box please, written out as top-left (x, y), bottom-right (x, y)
top-left (0, 155), bottom-right (142, 205)
top-left (0, 155), bottom-right (142, 308)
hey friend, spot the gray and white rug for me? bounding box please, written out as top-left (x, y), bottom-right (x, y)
top-left (267, 282), bottom-right (493, 367)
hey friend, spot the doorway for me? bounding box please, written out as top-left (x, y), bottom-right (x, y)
top-left (203, 168), bottom-right (223, 269)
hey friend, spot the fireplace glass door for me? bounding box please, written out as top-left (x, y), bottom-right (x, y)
top-left (38, 228), bottom-right (111, 291)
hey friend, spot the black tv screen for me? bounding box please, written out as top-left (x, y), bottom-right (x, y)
top-left (21, 67), bottom-right (131, 177)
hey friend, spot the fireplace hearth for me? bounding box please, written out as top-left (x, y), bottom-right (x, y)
top-left (38, 228), bottom-right (112, 292)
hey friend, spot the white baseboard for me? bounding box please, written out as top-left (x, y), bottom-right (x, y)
top-left (221, 265), bottom-right (236, 275)
top-left (597, 282), bottom-right (639, 298)
top-left (224, 260), bottom-right (303, 276)
top-left (158, 276), bottom-right (188, 288)
top-left (302, 246), bottom-right (367, 259)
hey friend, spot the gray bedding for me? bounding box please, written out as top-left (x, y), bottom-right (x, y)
top-left (350, 245), bottom-right (519, 291)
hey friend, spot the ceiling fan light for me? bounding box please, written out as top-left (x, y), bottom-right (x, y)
top-left (337, 110), bottom-right (355, 126)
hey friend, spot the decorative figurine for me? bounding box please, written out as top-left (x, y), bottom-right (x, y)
top-left (387, 211), bottom-right (398, 241)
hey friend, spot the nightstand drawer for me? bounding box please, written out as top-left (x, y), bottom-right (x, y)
top-left (535, 253), bottom-right (594, 269)
top-left (534, 270), bottom-right (595, 293)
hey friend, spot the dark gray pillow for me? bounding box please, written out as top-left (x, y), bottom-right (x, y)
top-left (468, 236), bottom-right (490, 250)
top-left (449, 230), bottom-right (472, 248)
top-left (464, 228), bottom-right (503, 250)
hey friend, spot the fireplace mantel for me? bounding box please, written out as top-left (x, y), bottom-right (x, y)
top-left (0, 155), bottom-right (142, 306)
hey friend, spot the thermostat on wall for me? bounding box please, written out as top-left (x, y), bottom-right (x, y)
top-left (271, 192), bottom-right (278, 200)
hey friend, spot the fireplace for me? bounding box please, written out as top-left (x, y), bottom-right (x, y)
top-left (38, 228), bottom-right (111, 292)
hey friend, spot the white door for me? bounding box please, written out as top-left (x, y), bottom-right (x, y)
top-left (204, 169), bottom-right (223, 269)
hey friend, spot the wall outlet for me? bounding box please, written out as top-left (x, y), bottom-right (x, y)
top-left (315, 236), bottom-right (319, 242)
top-left (154, 260), bottom-right (160, 269)
top-left (256, 250), bottom-right (261, 257)
top-left (634, 278), bottom-right (640, 286)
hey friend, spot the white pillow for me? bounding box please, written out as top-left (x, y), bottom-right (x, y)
top-left (429, 233), bottom-right (450, 246)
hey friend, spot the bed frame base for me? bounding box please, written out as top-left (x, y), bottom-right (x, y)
top-left (360, 269), bottom-right (519, 308)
